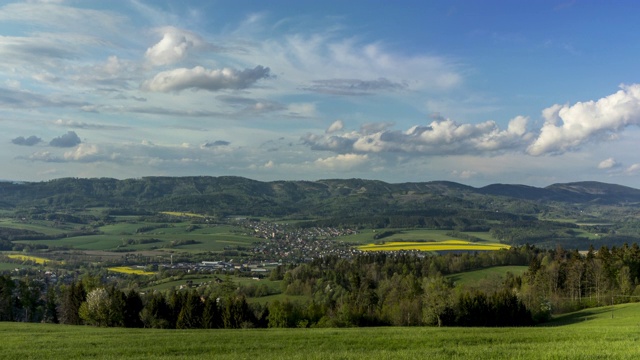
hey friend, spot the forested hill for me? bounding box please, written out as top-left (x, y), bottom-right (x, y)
top-left (0, 176), bottom-right (639, 217)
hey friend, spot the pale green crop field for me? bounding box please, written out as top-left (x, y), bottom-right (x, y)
top-left (339, 228), bottom-right (496, 244)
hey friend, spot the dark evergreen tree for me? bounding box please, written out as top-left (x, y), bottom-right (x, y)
top-left (123, 289), bottom-right (144, 328)
top-left (58, 281), bottom-right (85, 325)
top-left (0, 275), bottom-right (15, 321)
top-left (202, 296), bottom-right (223, 329)
top-left (176, 290), bottom-right (204, 329)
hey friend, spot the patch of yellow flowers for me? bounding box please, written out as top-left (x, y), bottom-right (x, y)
top-left (358, 240), bottom-right (510, 252)
top-left (7, 254), bottom-right (61, 265)
top-left (107, 266), bottom-right (155, 276)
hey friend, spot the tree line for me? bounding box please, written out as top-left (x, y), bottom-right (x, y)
top-left (2, 244), bottom-right (640, 328)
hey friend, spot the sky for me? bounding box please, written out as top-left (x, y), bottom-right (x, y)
top-left (2, 0), bottom-right (640, 188)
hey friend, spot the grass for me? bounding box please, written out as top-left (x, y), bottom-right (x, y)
top-left (10, 220), bottom-right (261, 252)
top-left (339, 228), bottom-right (499, 244)
top-left (447, 265), bottom-right (529, 286)
top-left (1, 303), bottom-right (640, 359)
top-left (0, 262), bottom-right (25, 271)
top-left (358, 240), bottom-right (510, 252)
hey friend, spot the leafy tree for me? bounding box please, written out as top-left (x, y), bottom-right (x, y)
top-left (422, 275), bottom-right (452, 327)
top-left (79, 287), bottom-right (111, 327)
top-left (140, 292), bottom-right (171, 329)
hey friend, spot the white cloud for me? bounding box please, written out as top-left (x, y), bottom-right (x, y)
top-left (598, 157), bottom-right (618, 169)
top-left (626, 164), bottom-right (640, 174)
top-left (141, 65), bottom-right (271, 92)
top-left (145, 26), bottom-right (208, 66)
top-left (313, 153), bottom-right (369, 170)
top-left (234, 33), bottom-right (462, 96)
top-left (64, 144), bottom-right (100, 161)
top-left (528, 84), bottom-right (640, 156)
top-left (326, 120), bottom-right (344, 133)
top-left (302, 116), bottom-right (531, 156)
top-left (452, 170), bottom-right (477, 180)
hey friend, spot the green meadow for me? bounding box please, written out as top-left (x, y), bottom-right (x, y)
top-left (1, 302), bottom-right (640, 359)
top-left (338, 228), bottom-right (498, 244)
top-left (447, 265), bottom-right (529, 287)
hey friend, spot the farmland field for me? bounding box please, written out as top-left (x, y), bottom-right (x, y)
top-left (6, 217), bottom-right (262, 252)
top-left (1, 303), bottom-right (640, 359)
top-left (358, 240), bottom-right (510, 252)
top-left (7, 254), bottom-right (59, 265)
top-left (339, 228), bottom-right (499, 244)
top-left (107, 266), bottom-right (155, 276)
top-left (0, 262), bottom-right (26, 271)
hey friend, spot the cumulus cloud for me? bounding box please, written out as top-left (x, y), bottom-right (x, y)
top-left (314, 153), bottom-right (370, 170)
top-left (12, 135), bottom-right (42, 146)
top-left (63, 144), bottom-right (100, 161)
top-left (598, 158), bottom-right (619, 170)
top-left (626, 164), bottom-right (640, 174)
top-left (49, 131), bottom-right (81, 147)
top-left (326, 120), bottom-right (344, 134)
top-left (25, 151), bottom-right (59, 162)
top-left (528, 84), bottom-right (640, 156)
top-left (302, 116), bottom-right (531, 156)
top-left (145, 26), bottom-right (210, 66)
top-left (141, 65), bottom-right (271, 92)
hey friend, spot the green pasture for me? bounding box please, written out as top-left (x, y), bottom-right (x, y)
top-left (447, 265), bottom-right (529, 287)
top-left (2, 303), bottom-right (640, 359)
top-left (0, 261), bottom-right (23, 271)
top-left (339, 228), bottom-right (497, 244)
top-left (0, 218), bottom-right (70, 236)
top-left (12, 221), bottom-right (261, 252)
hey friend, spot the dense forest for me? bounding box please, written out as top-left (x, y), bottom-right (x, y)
top-left (2, 244), bottom-right (640, 329)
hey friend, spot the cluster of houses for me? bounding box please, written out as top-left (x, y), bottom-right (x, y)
top-left (242, 221), bottom-right (361, 262)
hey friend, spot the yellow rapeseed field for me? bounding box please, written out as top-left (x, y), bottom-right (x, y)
top-left (107, 266), bottom-right (155, 276)
top-left (7, 254), bottom-right (59, 265)
top-left (358, 240), bottom-right (510, 252)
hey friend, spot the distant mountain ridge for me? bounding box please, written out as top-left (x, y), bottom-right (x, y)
top-left (0, 176), bottom-right (639, 216)
top-left (479, 181), bottom-right (640, 203)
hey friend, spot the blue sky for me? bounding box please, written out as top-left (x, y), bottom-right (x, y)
top-left (2, 0), bottom-right (640, 187)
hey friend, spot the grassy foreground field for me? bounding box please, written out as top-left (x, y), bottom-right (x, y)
top-left (2, 303), bottom-right (640, 359)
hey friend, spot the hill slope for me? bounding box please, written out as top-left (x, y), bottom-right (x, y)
top-left (1, 177), bottom-right (639, 217)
